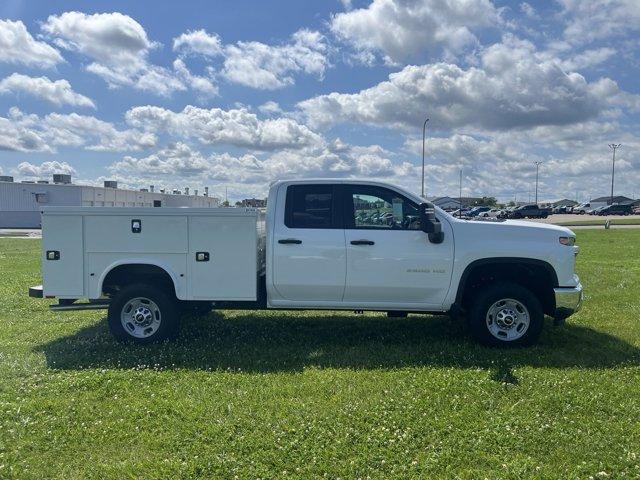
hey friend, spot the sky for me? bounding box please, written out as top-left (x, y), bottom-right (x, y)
top-left (0, 0), bottom-right (638, 203)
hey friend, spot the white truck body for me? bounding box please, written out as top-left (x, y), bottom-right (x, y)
top-left (33, 179), bottom-right (583, 346)
top-left (42, 208), bottom-right (265, 301)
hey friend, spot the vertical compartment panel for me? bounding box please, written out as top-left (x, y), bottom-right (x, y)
top-left (189, 216), bottom-right (257, 300)
top-left (42, 214), bottom-right (84, 297)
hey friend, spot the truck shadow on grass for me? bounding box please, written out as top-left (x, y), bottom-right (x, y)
top-left (35, 311), bottom-right (640, 379)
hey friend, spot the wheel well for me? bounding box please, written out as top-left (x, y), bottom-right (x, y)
top-left (457, 259), bottom-right (557, 316)
top-left (102, 264), bottom-right (176, 297)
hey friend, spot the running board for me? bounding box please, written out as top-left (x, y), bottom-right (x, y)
top-left (50, 300), bottom-right (110, 312)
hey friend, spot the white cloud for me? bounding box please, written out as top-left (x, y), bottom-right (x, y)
top-left (0, 19), bottom-right (63, 68)
top-left (298, 36), bottom-right (635, 131)
top-left (108, 138), bottom-right (417, 197)
top-left (172, 59), bottom-right (218, 97)
top-left (173, 29), bottom-right (223, 57)
top-left (0, 107), bottom-right (156, 153)
top-left (340, 0), bottom-right (354, 10)
top-left (125, 105), bottom-right (322, 150)
top-left (558, 47), bottom-right (616, 71)
top-left (519, 2), bottom-right (538, 19)
top-left (258, 101), bottom-right (283, 116)
top-left (222, 29), bottom-right (328, 89)
top-left (0, 73), bottom-right (95, 108)
top-left (0, 112), bottom-right (52, 152)
top-left (398, 121), bottom-right (640, 201)
top-left (42, 11), bottom-right (152, 69)
top-left (330, 0), bottom-right (501, 64)
top-left (174, 28), bottom-right (328, 89)
top-left (16, 160), bottom-right (76, 178)
top-left (559, 0), bottom-right (640, 45)
top-left (41, 11), bottom-right (192, 97)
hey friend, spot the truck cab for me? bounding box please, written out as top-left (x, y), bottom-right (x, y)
top-left (266, 180), bottom-right (453, 311)
top-left (30, 179), bottom-right (583, 347)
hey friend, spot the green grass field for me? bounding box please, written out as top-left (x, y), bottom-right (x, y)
top-left (554, 218), bottom-right (640, 227)
top-left (1, 231), bottom-right (639, 479)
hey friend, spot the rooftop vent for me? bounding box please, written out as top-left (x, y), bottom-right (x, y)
top-left (53, 174), bottom-right (71, 184)
top-left (0, 176), bottom-right (14, 182)
top-left (104, 180), bottom-right (118, 189)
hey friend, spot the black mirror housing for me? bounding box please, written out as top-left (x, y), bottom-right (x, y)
top-left (420, 203), bottom-right (444, 244)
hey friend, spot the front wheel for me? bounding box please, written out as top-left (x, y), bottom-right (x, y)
top-left (108, 284), bottom-right (180, 343)
top-left (468, 282), bottom-right (543, 346)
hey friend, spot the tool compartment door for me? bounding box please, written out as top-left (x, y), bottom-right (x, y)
top-left (42, 214), bottom-right (84, 298)
top-left (188, 215), bottom-right (257, 300)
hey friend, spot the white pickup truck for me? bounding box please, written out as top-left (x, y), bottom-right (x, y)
top-left (29, 179), bottom-right (582, 346)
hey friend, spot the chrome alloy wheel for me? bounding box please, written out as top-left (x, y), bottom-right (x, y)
top-left (485, 298), bottom-right (530, 342)
top-left (120, 297), bottom-right (162, 339)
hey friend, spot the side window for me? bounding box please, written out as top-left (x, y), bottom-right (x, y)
top-left (285, 185), bottom-right (335, 229)
top-left (347, 186), bottom-right (420, 230)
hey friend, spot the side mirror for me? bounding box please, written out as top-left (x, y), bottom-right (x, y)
top-left (420, 203), bottom-right (444, 244)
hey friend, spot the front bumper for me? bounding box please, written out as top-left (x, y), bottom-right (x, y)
top-left (554, 282), bottom-right (583, 320)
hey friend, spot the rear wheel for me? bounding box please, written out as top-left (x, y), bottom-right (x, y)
top-left (108, 284), bottom-right (180, 343)
top-left (468, 282), bottom-right (543, 346)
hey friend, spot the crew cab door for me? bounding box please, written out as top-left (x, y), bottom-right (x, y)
top-left (342, 185), bottom-right (454, 307)
top-left (271, 184), bottom-right (346, 303)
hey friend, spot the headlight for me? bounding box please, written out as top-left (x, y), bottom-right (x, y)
top-left (559, 236), bottom-right (575, 246)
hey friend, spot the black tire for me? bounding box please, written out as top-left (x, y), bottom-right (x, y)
top-left (387, 311), bottom-right (408, 318)
top-left (108, 284), bottom-right (180, 344)
top-left (468, 282), bottom-right (543, 347)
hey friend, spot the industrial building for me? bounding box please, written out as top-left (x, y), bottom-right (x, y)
top-left (0, 175), bottom-right (220, 228)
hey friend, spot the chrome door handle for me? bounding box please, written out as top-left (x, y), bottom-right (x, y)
top-left (278, 238), bottom-right (302, 244)
top-left (350, 239), bottom-right (375, 245)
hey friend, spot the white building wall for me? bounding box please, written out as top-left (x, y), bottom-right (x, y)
top-left (0, 181), bottom-right (220, 228)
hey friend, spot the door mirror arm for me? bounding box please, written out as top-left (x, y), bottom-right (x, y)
top-left (419, 203), bottom-right (444, 244)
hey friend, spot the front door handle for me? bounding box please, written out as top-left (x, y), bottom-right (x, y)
top-left (350, 239), bottom-right (375, 245)
top-left (278, 238), bottom-right (302, 244)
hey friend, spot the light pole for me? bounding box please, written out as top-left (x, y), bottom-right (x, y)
top-left (421, 118), bottom-right (429, 198)
top-left (608, 144), bottom-right (621, 205)
top-left (458, 168), bottom-right (462, 218)
top-left (534, 161), bottom-right (543, 204)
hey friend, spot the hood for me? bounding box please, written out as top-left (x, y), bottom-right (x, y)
top-left (451, 217), bottom-right (575, 239)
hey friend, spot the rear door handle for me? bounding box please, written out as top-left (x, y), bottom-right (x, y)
top-left (278, 238), bottom-right (302, 244)
top-left (350, 239), bottom-right (375, 245)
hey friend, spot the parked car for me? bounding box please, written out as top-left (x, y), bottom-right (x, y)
top-left (589, 206), bottom-right (608, 215)
top-left (478, 208), bottom-right (503, 218)
top-left (450, 208), bottom-right (471, 218)
top-left (633, 206), bottom-right (640, 215)
top-left (595, 204), bottom-right (633, 216)
top-left (509, 204), bottom-right (550, 219)
top-left (29, 179), bottom-right (582, 347)
top-left (574, 203), bottom-right (592, 214)
top-left (468, 206), bottom-right (491, 217)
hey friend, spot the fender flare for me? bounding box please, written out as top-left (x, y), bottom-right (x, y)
top-left (96, 258), bottom-right (183, 299)
top-left (454, 257), bottom-right (559, 305)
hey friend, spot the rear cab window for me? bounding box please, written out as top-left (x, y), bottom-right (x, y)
top-left (284, 184), bottom-right (341, 229)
